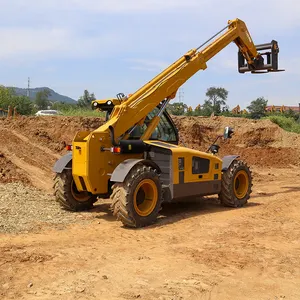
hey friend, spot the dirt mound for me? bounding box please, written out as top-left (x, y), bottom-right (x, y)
top-left (0, 116), bottom-right (105, 190)
top-left (175, 116), bottom-right (300, 148)
top-left (0, 115), bottom-right (299, 189)
top-left (0, 153), bottom-right (30, 185)
top-left (174, 116), bottom-right (300, 167)
top-left (1, 116), bottom-right (105, 154)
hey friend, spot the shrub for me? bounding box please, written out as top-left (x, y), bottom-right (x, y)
top-left (268, 115), bottom-right (300, 134)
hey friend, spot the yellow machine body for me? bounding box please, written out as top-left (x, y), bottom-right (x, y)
top-left (62, 18), bottom-right (282, 197)
top-left (144, 141), bottom-right (223, 199)
top-left (72, 134), bottom-right (222, 197)
top-left (72, 131), bottom-right (143, 194)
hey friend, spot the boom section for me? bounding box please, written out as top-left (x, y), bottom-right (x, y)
top-left (91, 18), bottom-right (275, 141)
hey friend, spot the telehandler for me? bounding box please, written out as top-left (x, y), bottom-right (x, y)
top-left (53, 18), bottom-right (283, 227)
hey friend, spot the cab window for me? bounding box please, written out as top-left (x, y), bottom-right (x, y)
top-left (192, 157), bottom-right (210, 174)
top-left (128, 108), bottom-right (177, 142)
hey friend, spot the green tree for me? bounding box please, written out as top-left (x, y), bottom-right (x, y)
top-left (167, 102), bottom-right (187, 115)
top-left (283, 108), bottom-right (298, 120)
top-left (35, 89), bottom-right (51, 110)
top-left (222, 105), bottom-right (230, 113)
top-left (185, 106), bottom-right (194, 116)
top-left (77, 90), bottom-right (96, 108)
top-left (0, 86), bottom-right (33, 115)
top-left (51, 101), bottom-right (77, 111)
top-left (10, 95), bottom-right (33, 115)
top-left (205, 87), bottom-right (228, 114)
top-left (247, 97), bottom-right (268, 119)
top-left (193, 104), bottom-right (202, 116)
top-left (201, 100), bottom-right (214, 116)
top-left (0, 86), bottom-right (13, 103)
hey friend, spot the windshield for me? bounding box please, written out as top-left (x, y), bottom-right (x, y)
top-left (128, 107), bottom-right (177, 143)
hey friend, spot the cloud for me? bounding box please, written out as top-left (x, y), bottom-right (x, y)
top-left (0, 26), bottom-right (130, 64)
top-left (2, 0), bottom-right (204, 13)
top-left (1, 0), bottom-right (297, 64)
top-left (0, 0), bottom-right (297, 106)
top-left (127, 59), bottom-right (169, 72)
top-left (70, 0), bottom-right (300, 33)
top-left (0, 28), bottom-right (68, 59)
top-left (44, 66), bottom-right (57, 73)
top-left (3, 0), bottom-right (300, 28)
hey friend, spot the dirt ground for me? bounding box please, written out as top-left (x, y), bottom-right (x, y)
top-left (0, 116), bottom-right (300, 299)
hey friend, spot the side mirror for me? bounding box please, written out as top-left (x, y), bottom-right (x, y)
top-left (224, 126), bottom-right (234, 139)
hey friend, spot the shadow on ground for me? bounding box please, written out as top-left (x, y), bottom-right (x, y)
top-left (57, 184), bottom-right (299, 230)
top-left (154, 197), bottom-right (260, 228)
top-left (91, 196), bottom-right (261, 228)
top-left (251, 186), bottom-right (300, 199)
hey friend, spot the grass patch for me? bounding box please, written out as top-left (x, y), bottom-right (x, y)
top-left (60, 108), bottom-right (105, 117)
top-left (268, 115), bottom-right (300, 134)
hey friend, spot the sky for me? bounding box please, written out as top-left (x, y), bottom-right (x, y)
top-left (0, 0), bottom-right (299, 109)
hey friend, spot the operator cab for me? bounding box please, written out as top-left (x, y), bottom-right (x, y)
top-left (127, 106), bottom-right (178, 144)
top-left (92, 99), bottom-right (179, 145)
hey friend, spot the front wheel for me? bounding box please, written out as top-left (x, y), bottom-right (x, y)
top-left (219, 159), bottom-right (252, 207)
top-left (110, 164), bottom-right (162, 228)
top-left (53, 169), bottom-right (97, 211)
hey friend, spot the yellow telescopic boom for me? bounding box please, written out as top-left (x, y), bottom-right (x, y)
top-left (93, 18), bottom-right (283, 143)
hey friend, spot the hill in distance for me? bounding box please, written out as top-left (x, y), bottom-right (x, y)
top-left (11, 87), bottom-right (77, 104)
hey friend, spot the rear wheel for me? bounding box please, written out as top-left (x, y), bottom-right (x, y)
top-left (110, 164), bottom-right (162, 228)
top-left (54, 169), bottom-right (97, 211)
top-left (219, 159), bottom-right (252, 207)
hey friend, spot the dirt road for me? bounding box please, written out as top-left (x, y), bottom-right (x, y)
top-left (1, 166), bottom-right (300, 300)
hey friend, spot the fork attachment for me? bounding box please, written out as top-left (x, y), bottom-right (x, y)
top-left (238, 40), bottom-right (284, 73)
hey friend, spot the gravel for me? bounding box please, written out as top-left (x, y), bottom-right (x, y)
top-left (0, 182), bottom-right (96, 234)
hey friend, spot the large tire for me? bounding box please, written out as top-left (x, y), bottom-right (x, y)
top-left (219, 159), bottom-right (252, 207)
top-left (53, 169), bottom-right (97, 211)
top-left (110, 164), bottom-right (162, 228)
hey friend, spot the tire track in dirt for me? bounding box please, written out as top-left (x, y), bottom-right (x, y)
top-left (1, 153), bottom-right (53, 191)
top-left (10, 130), bottom-right (61, 159)
top-left (0, 129), bottom-right (60, 192)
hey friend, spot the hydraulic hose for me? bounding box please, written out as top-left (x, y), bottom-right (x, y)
top-left (109, 126), bottom-right (118, 146)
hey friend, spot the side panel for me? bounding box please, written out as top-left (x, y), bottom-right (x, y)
top-left (72, 131), bottom-right (92, 191)
top-left (145, 143), bottom-right (223, 199)
top-left (173, 181), bottom-right (221, 198)
top-left (172, 150), bottom-right (222, 183)
top-left (147, 146), bottom-right (173, 199)
top-left (72, 131), bottom-right (143, 194)
top-left (171, 147), bottom-right (222, 199)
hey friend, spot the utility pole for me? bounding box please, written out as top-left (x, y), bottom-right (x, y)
top-left (178, 88), bottom-right (184, 103)
top-left (27, 77), bottom-right (30, 98)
